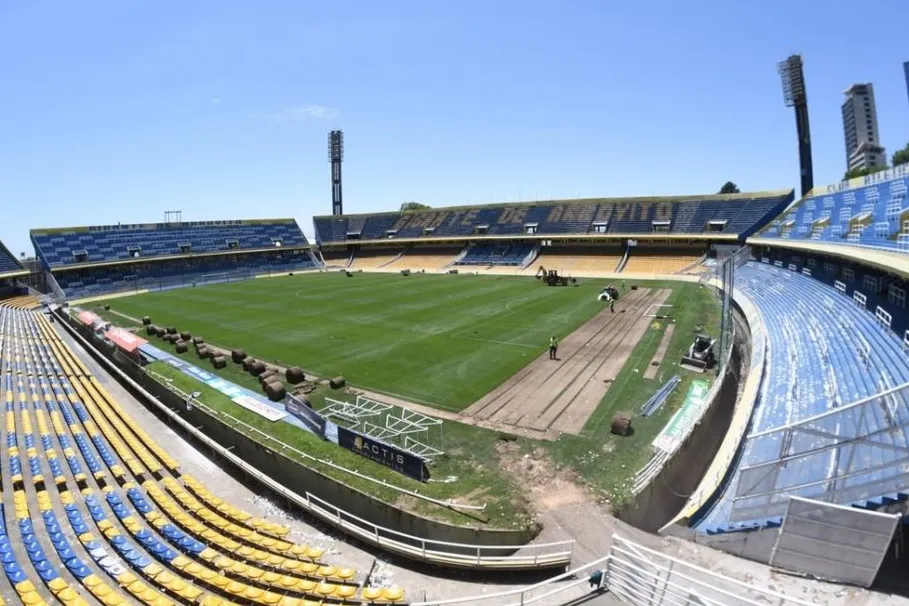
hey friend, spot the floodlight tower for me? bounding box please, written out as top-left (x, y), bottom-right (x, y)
top-left (328, 130), bottom-right (344, 215)
top-left (778, 55), bottom-right (814, 198)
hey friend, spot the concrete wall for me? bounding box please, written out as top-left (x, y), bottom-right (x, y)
top-left (619, 303), bottom-right (750, 532)
top-left (59, 311), bottom-right (539, 557)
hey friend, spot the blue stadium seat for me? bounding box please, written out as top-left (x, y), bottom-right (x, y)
top-left (313, 193), bottom-right (793, 244)
top-left (694, 262), bottom-right (909, 533)
top-left (760, 171), bottom-right (909, 252)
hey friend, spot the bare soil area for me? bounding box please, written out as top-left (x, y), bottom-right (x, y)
top-left (462, 288), bottom-right (672, 438)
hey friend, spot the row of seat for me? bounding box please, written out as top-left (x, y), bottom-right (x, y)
top-left (694, 262), bottom-right (909, 532)
top-left (314, 193), bottom-right (792, 243)
top-left (54, 249), bottom-right (317, 299)
top-left (760, 173), bottom-right (909, 252)
top-left (0, 302), bottom-right (406, 603)
top-left (33, 220), bottom-right (309, 268)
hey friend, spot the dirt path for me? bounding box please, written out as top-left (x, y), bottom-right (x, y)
top-left (644, 323), bottom-right (675, 379)
top-left (462, 288), bottom-right (671, 437)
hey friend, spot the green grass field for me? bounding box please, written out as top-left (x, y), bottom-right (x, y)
top-left (107, 272), bottom-right (617, 411)
top-left (96, 271), bottom-right (722, 523)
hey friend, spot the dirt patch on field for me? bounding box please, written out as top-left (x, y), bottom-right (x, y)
top-left (463, 288), bottom-right (672, 437)
top-left (495, 441), bottom-right (593, 513)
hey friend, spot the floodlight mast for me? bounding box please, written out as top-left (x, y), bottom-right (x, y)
top-left (328, 130), bottom-right (344, 216)
top-left (778, 55), bottom-right (814, 197)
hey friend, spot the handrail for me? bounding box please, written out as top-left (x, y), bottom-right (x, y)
top-left (144, 368), bottom-right (488, 513)
top-left (409, 533), bottom-right (813, 606)
top-left (55, 309), bottom-right (574, 570)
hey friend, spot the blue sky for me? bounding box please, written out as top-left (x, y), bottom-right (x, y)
top-left (1, 0), bottom-right (908, 257)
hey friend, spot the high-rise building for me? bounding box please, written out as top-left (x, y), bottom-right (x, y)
top-left (842, 83), bottom-right (886, 173)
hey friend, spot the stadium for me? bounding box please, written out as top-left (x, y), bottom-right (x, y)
top-left (1, 146), bottom-right (908, 605)
top-left (2, 11), bottom-right (909, 601)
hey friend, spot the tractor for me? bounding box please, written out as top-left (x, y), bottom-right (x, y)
top-left (535, 266), bottom-right (575, 286)
top-left (680, 334), bottom-right (717, 372)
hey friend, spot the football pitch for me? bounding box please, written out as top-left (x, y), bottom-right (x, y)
top-left (108, 271), bottom-right (617, 410)
top-left (99, 271), bottom-right (722, 522)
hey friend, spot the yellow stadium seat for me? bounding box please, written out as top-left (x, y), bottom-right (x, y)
top-left (315, 582), bottom-right (336, 596)
top-left (334, 585), bottom-right (357, 599)
top-left (47, 578), bottom-right (68, 592)
top-left (382, 586), bottom-right (406, 602)
top-left (361, 586), bottom-right (383, 600)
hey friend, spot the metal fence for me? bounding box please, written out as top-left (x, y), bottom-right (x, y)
top-left (731, 381), bottom-right (909, 525)
top-left (411, 534), bottom-right (813, 606)
top-left (770, 496), bottom-right (898, 588)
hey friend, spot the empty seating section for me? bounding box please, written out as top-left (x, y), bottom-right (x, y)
top-left (54, 250), bottom-right (316, 299)
top-left (33, 220), bottom-right (308, 268)
top-left (313, 192), bottom-right (793, 244)
top-left (623, 248), bottom-right (704, 274)
top-left (384, 247), bottom-right (462, 270)
top-left (524, 247), bottom-right (623, 274)
top-left (457, 243), bottom-right (534, 266)
top-left (0, 240), bottom-right (24, 275)
top-left (349, 249), bottom-right (402, 270)
top-left (694, 262), bottom-right (909, 532)
top-left (760, 173), bottom-right (909, 251)
top-left (0, 301), bottom-right (405, 604)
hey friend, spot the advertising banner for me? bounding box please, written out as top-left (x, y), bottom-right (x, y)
top-left (284, 395), bottom-right (326, 437)
top-left (652, 379), bottom-right (709, 453)
top-left (337, 426), bottom-right (429, 482)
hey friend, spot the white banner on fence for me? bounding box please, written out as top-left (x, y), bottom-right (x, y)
top-left (231, 395), bottom-right (287, 421)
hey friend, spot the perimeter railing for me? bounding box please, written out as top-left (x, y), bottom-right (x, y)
top-left (410, 534), bottom-right (813, 606)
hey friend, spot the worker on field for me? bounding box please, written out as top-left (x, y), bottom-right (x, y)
top-left (610, 298), bottom-right (615, 313)
top-left (621, 280), bottom-right (627, 292)
top-left (549, 335), bottom-right (559, 360)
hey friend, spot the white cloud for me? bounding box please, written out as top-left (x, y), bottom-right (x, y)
top-left (259, 104), bottom-right (340, 123)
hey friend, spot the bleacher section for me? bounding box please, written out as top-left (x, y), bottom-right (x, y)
top-left (0, 300), bottom-right (405, 604)
top-left (759, 167), bottom-right (909, 252)
top-left (693, 262), bottom-right (909, 532)
top-left (383, 247), bottom-right (462, 271)
top-left (31, 219), bottom-right (317, 300)
top-left (520, 246), bottom-right (624, 275)
top-left (456, 242), bottom-right (535, 267)
top-left (348, 249), bottom-right (403, 270)
top-left (0, 239), bottom-right (26, 278)
top-left (55, 250), bottom-right (316, 300)
top-left (623, 247), bottom-right (705, 275)
top-left (32, 219), bottom-right (307, 268)
top-left (314, 191), bottom-right (794, 245)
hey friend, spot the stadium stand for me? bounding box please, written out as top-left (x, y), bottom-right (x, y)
top-left (622, 246), bottom-right (706, 275)
top-left (382, 246), bottom-right (463, 271)
top-left (0, 300), bottom-right (406, 604)
top-left (315, 191), bottom-right (794, 245)
top-left (758, 166), bottom-right (909, 252)
top-left (30, 219), bottom-right (317, 299)
top-left (456, 242), bottom-right (536, 267)
top-left (519, 245), bottom-right (624, 275)
top-left (691, 261), bottom-right (909, 533)
top-left (348, 248), bottom-right (403, 270)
